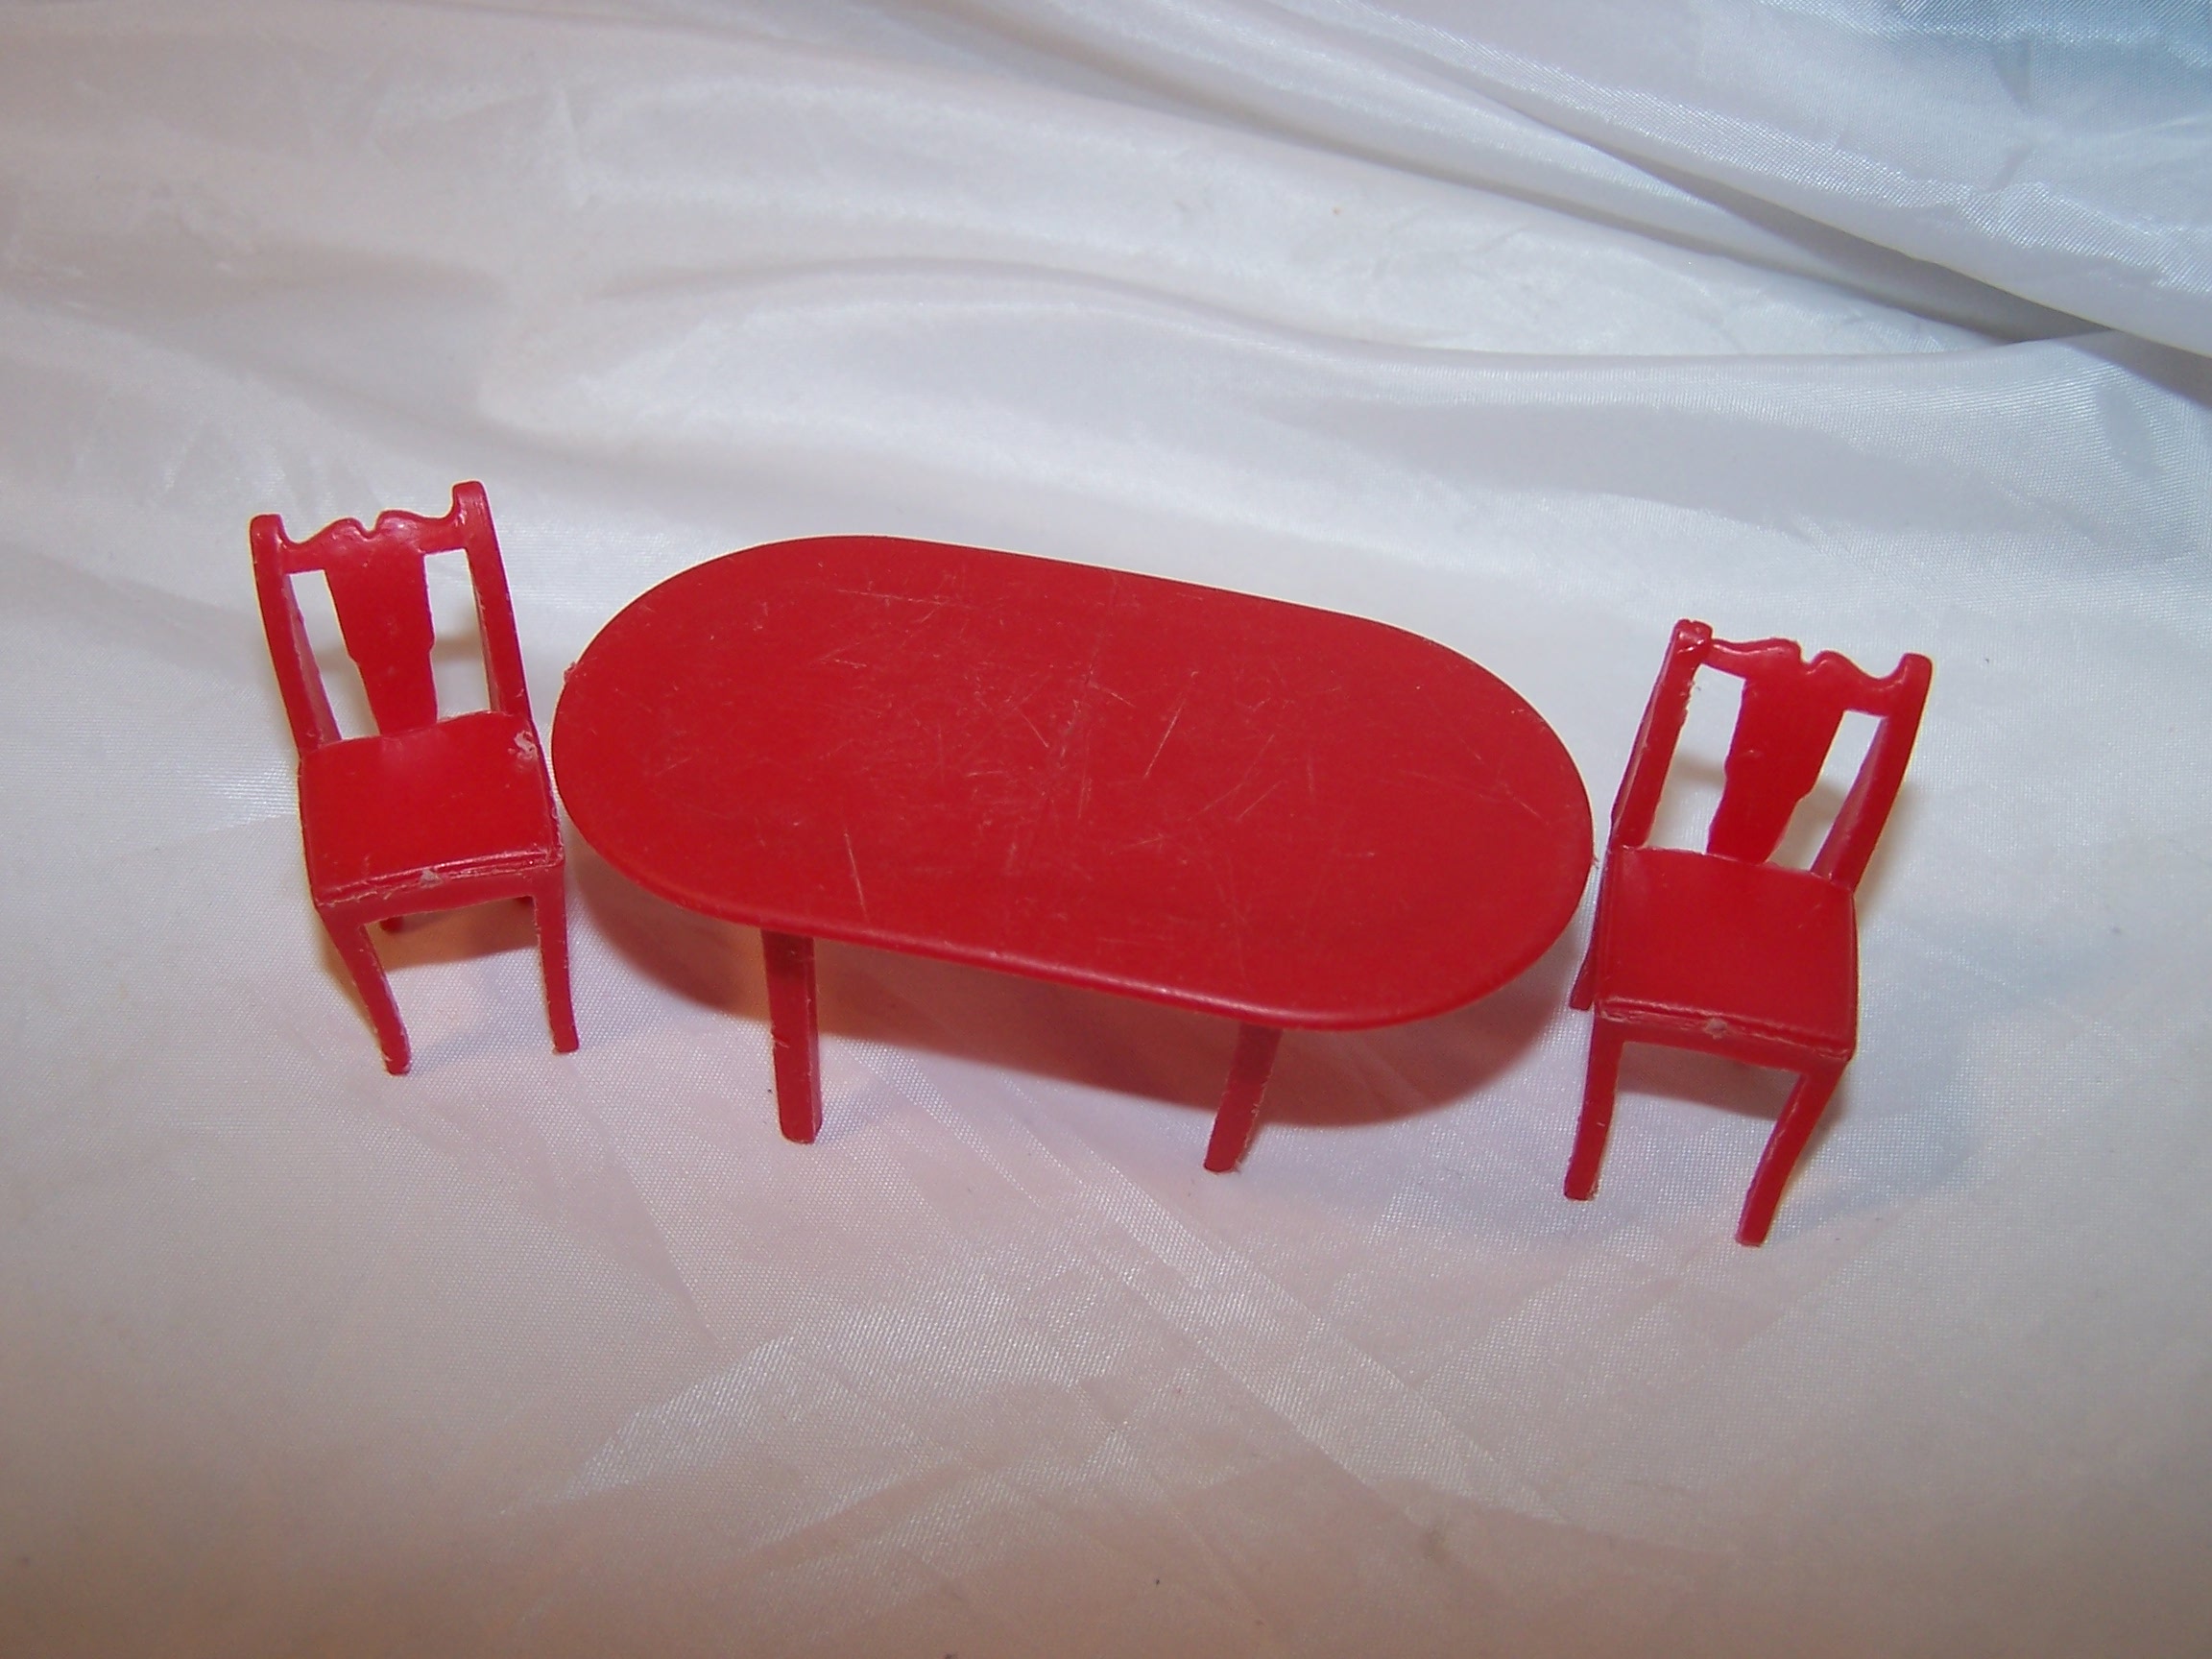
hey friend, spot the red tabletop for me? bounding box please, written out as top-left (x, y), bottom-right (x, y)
top-left (553, 537), bottom-right (1591, 1031)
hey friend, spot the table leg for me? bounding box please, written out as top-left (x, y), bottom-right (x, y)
top-left (761, 930), bottom-right (822, 1143)
top-left (1204, 1022), bottom-right (1282, 1172)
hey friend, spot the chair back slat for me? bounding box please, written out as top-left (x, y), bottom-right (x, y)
top-left (249, 482), bottom-right (530, 755)
top-left (1706, 641), bottom-right (1854, 863)
top-left (324, 549), bottom-right (439, 732)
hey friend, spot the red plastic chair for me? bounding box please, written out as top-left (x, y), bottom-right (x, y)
top-left (1564, 620), bottom-right (1931, 1245)
top-left (250, 482), bottom-right (577, 1074)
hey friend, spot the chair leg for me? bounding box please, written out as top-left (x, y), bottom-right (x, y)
top-left (1737, 1064), bottom-right (1843, 1247)
top-left (1566, 962), bottom-right (1593, 1011)
top-left (533, 872), bottom-right (580, 1055)
top-left (1567, 897), bottom-right (1604, 1012)
top-left (1567, 944), bottom-right (1597, 1012)
top-left (1564, 1018), bottom-right (1625, 1200)
top-left (1204, 1023), bottom-right (1282, 1173)
top-left (325, 915), bottom-right (411, 1075)
top-left (762, 930), bottom-right (822, 1143)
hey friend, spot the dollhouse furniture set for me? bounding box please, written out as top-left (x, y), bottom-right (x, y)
top-left (250, 484), bottom-right (1931, 1244)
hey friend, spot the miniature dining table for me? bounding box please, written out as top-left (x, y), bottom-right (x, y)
top-left (552, 536), bottom-right (1593, 1168)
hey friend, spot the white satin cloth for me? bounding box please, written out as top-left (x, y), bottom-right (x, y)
top-left (3, 4), bottom-right (2207, 1654)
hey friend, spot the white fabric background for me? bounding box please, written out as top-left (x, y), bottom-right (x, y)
top-left (3, 2), bottom-right (2208, 1653)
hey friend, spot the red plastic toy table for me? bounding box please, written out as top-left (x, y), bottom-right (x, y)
top-left (553, 537), bottom-right (1592, 1167)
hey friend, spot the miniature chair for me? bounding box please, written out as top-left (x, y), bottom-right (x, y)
top-left (1564, 620), bottom-right (1931, 1245)
top-left (251, 482), bottom-right (577, 1073)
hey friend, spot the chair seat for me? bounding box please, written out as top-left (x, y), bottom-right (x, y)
top-left (1587, 845), bottom-right (1857, 1060)
top-left (299, 710), bottom-right (561, 909)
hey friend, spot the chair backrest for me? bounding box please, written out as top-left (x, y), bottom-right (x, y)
top-left (1605, 619), bottom-right (1932, 891)
top-left (250, 481), bottom-right (532, 757)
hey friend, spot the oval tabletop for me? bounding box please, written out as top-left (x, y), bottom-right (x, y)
top-left (554, 537), bottom-right (1592, 1031)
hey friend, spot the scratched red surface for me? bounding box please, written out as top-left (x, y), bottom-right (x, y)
top-left (553, 537), bottom-right (1592, 1029)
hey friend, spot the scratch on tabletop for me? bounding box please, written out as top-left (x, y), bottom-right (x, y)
top-left (842, 823), bottom-right (870, 921)
top-left (1143, 671), bottom-right (1199, 779)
